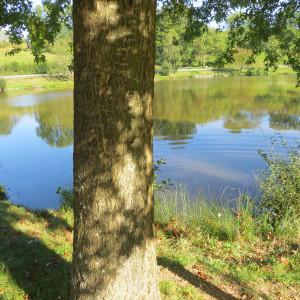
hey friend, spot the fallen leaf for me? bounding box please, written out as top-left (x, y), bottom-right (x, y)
top-left (63, 229), bottom-right (73, 242)
top-left (197, 270), bottom-right (210, 281)
top-left (279, 256), bottom-right (289, 265)
top-left (19, 218), bottom-right (26, 225)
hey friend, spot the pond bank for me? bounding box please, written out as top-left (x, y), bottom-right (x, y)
top-left (1, 77), bottom-right (73, 96)
top-left (0, 189), bottom-right (299, 299)
top-left (1, 67), bottom-right (296, 96)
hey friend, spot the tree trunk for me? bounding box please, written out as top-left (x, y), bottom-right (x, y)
top-left (72, 1), bottom-right (159, 299)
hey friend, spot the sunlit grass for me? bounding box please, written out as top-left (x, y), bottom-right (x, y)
top-left (3, 77), bottom-right (73, 95)
top-left (0, 45), bottom-right (71, 76)
top-left (0, 189), bottom-right (299, 299)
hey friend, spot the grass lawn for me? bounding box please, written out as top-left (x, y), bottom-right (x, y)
top-left (155, 66), bottom-right (295, 81)
top-left (0, 45), bottom-right (71, 76)
top-left (0, 192), bottom-right (299, 300)
top-left (3, 77), bottom-right (73, 95)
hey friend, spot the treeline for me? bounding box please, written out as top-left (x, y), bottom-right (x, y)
top-left (0, 8), bottom-right (294, 77)
top-left (155, 9), bottom-right (293, 76)
top-left (156, 10), bottom-right (227, 75)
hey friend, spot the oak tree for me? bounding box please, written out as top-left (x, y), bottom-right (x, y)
top-left (1, 1), bottom-right (299, 299)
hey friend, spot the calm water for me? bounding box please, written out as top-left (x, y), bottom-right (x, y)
top-left (0, 76), bottom-right (299, 209)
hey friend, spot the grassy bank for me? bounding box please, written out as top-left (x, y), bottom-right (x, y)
top-left (0, 187), bottom-right (299, 299)
top-left (1, 77), bottom-right (73, 95)
top-left (0, 65), bottom-right (295, 96)
top-left (155, 66), bottom-right (295, 81)
top-left (1, 144), bottom-right (300, 299)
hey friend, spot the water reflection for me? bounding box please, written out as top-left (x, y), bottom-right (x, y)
top-left (269, 114), bottom-right (300, 131)
top-left (154, 77), bottom-right (300, 131)
top-left (0, 76), bottom-right (299, 208)
top-left (34, 95), bottom-right (73, 147)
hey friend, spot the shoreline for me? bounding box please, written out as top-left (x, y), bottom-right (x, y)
top-left (0, 68), bottom-right (296, 96)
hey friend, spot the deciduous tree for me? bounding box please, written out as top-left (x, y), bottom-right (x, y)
top-left (1, 1), bottom-right (300, 299)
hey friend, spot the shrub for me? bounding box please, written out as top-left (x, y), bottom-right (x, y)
top-left (257, 142), bottom-right (300, 229)
top-left (0, 61), bottom-right (70, 75)
top-left (57, 187), bottom-right (74, 211)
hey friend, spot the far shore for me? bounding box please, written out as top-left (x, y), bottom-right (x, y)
top-left (0, 66), bottom-right (296, 96)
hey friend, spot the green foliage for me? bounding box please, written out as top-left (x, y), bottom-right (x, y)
top-left (0, 49), bottom-right (72, 75)
top-left (0, 185), bottom-right (7, 200)
top-left (154, 159), bottom-right (173, 191)
top-left (191, 29), bottom-right (227, 67)
top-left (162, 0), bottom-right (300, 84)
top-left (1, 3), bottom-right (298, 79)
top-left (156, 11), bottom-right (185, 75)
top-left (57, 187), bottom-right (73, 211)
top-left (156, 10), bottom-right (228, 72)
top-left (0, 61), bottom-right (49, 74)
top-left (257, 141), bottom-right (300, 229)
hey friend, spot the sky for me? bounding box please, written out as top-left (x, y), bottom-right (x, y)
top-left (32, 0), bottom-right (42, 5)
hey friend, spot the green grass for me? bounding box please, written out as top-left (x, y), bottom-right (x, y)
top-left (3, 77), bottom-right (73, 95)
top-left (0, 200), bottom-right (72, 299)
top-left (155, 189), bottom-right (300, 299)
top-left (0, 186), bottom-right (299, 299)
top-left (159, 280), bottom-right (202, 300)
top-left (155, 65), bottom-right (295, 81)
top-left (0, 45), bottom-right (71, 76)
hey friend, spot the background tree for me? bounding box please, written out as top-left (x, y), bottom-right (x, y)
top-left (156, 10), bottom-right (185, 74)
top-left (191, 28), bottom-right (227, 67)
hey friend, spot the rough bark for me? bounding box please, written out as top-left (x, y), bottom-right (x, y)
top-left (72, 1), bottom-right (159, 299)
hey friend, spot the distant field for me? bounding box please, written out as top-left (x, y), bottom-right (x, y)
top-left (0, 44), bottom-right (71, 75)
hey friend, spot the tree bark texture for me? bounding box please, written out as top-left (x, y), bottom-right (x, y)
top-left (72, 1), bottom-right (159, 299)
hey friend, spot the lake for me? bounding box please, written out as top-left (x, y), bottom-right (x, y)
top-left (0, 76), bottom-right (299, 209)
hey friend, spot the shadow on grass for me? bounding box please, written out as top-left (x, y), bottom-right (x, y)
top-left (157, 256), bottom-right (239, 300)
top-left (0, 201), bottom-right (71, 299)
top-left (158, 254), bottom-right (271, 300)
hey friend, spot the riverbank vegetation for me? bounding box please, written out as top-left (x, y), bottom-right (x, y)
top-left (0, 6), bottom-right (296, 82)
top-left (0, 144), bottom-right (299, 299)
top-left (0, 21), bottom-right (296, 95)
